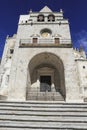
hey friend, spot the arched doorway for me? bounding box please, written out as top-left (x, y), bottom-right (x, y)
top-left (26, 52), bottom-right (65, 101)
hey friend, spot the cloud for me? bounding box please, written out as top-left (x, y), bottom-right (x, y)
top-left (73, 30), bottom-right (87, 53)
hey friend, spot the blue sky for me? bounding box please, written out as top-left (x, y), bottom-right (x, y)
top-left (0, 0), bottom-right (87, 57)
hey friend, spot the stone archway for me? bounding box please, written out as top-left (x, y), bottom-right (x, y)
top-left (26, 52), bottom-right (65, 101)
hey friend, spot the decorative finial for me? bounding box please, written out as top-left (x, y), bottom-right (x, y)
top-left (6, 35), bottom-right (9, 39)
top-left (60, 9), bottom-right (63, 13)
top-left (79, 44), bottom-right (84, 52)
top-left (29, 9), bottom-right (32, 13)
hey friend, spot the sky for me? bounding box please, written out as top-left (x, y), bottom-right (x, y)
top-left (0, 0), bottom-right (87, 57)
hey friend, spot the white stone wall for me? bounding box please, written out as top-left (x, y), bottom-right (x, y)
top-left (7, 47), bottom-right (82, 102)
top-left (76, 60), bottom-right (87, 100)
top-left (0, 35), bottom-right (16, 98)
top-left (17, 22), bottom-right (71, 41)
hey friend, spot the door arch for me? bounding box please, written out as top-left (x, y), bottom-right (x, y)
top-left (26, 52), bottom-right (65, 101)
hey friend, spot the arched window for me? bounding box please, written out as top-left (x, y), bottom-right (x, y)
top-left (48, 14), bottom-right (55, 22)
top-left (37, 14), bottom-right (44, 22)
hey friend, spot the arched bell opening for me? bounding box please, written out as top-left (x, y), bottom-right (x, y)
top-left (37, 14), bottom-right (45, 22)
top-left (48, 14), bottom-right (55, 22)
top-left (26, 52), bottom-right (65, 101)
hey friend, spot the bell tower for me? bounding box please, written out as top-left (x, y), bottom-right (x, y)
top-left (19, 6), bottom-right (72, 47)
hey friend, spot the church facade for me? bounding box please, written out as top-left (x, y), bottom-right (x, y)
top-left (0, 6), bottom-right (87, 102)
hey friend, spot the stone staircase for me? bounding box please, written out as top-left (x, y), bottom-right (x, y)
top-left (0, 101), bottom-right (87, 129)
top-left (26, 91), bottom-right (64, 101)
top-left (26, 86), bottom-right (65, 101)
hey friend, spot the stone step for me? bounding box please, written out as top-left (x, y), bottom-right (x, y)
top-left (1, 110), bottom-right (87, 116)
top-left (0, 106), bottom-right (87, 112)
top-left (0, 128), bottom-right (86, 130)
top-left (0, 121), bottom-right (87, 129)
top-left (1, 103), bottom-right (86, 108)
top-left (27, 92), bottom-right (64, 101)
top-left (0, 128), bottom-right (67, 130)
top-left (0, 100), bottom-right (87, 104)
top-left (0, 101), bottom-right (87, 129)
top-left (0, 115), bottom-right (87, 122)
top-left (0, 101), bottom-right (87, 107)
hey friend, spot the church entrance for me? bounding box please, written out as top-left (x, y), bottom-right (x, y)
top-left (40, 75), bottom-right (51, 92)
top-left (26, 52), bottom-right (65, 101)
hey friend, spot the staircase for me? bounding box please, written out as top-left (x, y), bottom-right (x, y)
top-left (26, 91), bottom-right (64, 101)
top-left (0, 101), bottom-right (87, 129)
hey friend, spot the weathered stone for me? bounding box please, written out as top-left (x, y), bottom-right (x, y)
top-left (0, 6), bottom-right (87, 103)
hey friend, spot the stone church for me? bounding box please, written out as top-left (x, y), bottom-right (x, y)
top-left (0, 6), bottom-right (87, 102)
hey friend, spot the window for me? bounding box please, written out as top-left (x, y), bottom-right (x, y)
top-left (48, 14), bottom-right (55, 22)
top-left (37, 15), bottom-right (44, 22)
top-left (10, 49), bottom-right (14, 54)
top-left (83, 66), bottom-right (85, 69)
top-left (55, 38), bottom-right (59, 44)
top-left (33, 38), bottom-right (37, 44)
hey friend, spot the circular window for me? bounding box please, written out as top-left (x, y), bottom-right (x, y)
top-left (41, 29), bottom-right (52, 38)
